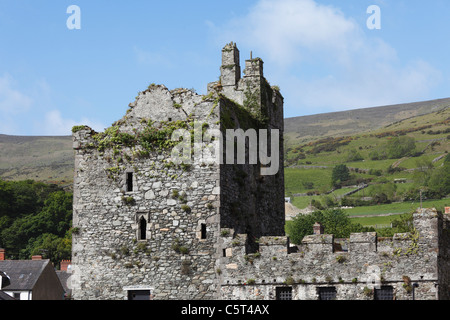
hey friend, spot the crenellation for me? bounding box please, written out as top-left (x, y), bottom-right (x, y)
top-left (71, 43), bottom-right (449, 300)
top-left (217, 208), bottom-right (448, 300)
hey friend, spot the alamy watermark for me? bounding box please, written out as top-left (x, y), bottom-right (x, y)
top-left (66, 5), bottom-right (81, 30)
top-left (367, 5), bottom-right (381, 30)
top-left (366, 265), bottom-right (382, 289)
top-left (170, 120), bottom-right (280, 176)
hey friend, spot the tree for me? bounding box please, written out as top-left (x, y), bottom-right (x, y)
top-left (0, 180), bottom-right (72, 260)
top-left (346, 148), bottom-right (364, 162)
top-left (28, 232), bottom-right (72, 265)
top-left (427, 160), bottom-right (450, 198)
top-left (285, 208), bottom-right (368, 244)
top-left (369, 182), bottom-right (397, 204)
top-left (386, 136), bottom-right (416, 159)
top-left (331, 164), bottom-right (350, 187)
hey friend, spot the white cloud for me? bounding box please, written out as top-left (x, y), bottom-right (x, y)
top-left (44, 110), bottom-right (106, 136)
top-left (212, 0), bottom-right (442, 115)
top-left (0, 73), bottom-right (32, 114)
top-left (218, 0), bottom-right (361, 65)
top-left (0, 73), bottom-right (34, 134)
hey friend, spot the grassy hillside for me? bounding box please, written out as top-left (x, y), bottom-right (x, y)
top-left (0, 135), bottom-right (73, 188)
top-left (0, 97), bottom-right (449, 202)
top-left (284, 97), bottom-right (450, 146)
top-left (285, 106), bottom-right (450, 224)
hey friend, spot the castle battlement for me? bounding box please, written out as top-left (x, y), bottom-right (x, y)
top-left (71, 43), bottom-right (285, 300)
top-left (70, 43), bottom-right (449, 301)
top-left (218, 208), bottom-right (450, 300)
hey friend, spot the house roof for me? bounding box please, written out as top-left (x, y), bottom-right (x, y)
top-left (0, 290), bottom-right (14, 300)
top-left (56, 270), bottom-right (72, 296)
top-left (0, 259), bottom-right (50, 291)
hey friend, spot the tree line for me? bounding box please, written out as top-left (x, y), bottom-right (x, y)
top-left (0, 179), bottom-right (72, 267)
top-left (285, 208), bottom-right (414, 245)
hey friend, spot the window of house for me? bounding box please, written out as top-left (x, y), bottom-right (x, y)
top-left (374, 286), bottom-right (394, 300)
top-left (318, 287), bottom-right (337, 300)
top-left (126, 172), bottom-right (133, 192)
top-left (276, 287), bottom-right (292, 300)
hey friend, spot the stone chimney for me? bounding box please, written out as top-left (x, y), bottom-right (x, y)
top-left (220, 42), bottom-right (241, 87)
top-left (31, 255), bottom-right (42, 260)
top-left (0, 248), bottom-right (5, 261)
top-left (60, 260), bottom-right (72, 272)
top-left (313, 222), bottom-right (324, 235)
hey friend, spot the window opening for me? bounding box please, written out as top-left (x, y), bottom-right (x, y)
top-left (201, 223), bottom-right (207, 239)
top-left (276, 287), bottom-right (292, 300)
top-left (128, 290), bottom-right (151, 300)
top-left (126, 172), bottom-right (133, 192)
top-left (318, 287), bottom-right (337, 300)
top-left (139, 216), bottom-right (147, 240)
top-left (374, 286), bottom-right (394, 300)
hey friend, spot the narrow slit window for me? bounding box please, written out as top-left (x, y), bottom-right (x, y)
top-left (139, 216), bottom-right (147, 240)
top-left (126, 172), bottom-right (133, 192)
top-left (201, 223), bottom-right (207, 239)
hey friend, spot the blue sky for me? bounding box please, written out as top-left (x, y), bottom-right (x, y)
top-left (0, 0), bottom-right (449, 135)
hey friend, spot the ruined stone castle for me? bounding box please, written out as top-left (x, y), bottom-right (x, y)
top-left (71, 43), bottom-right (450, 300)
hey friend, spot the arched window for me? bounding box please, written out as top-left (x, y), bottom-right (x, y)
top-left (139, 216), bottom-right (147, 240)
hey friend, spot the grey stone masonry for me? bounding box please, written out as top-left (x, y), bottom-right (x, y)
top-left (71, 42), bottom-right (449, 300)
top-left (218, 208), bottom-right (450, 300)
top-left (71, 42), bottom-right (284, 300)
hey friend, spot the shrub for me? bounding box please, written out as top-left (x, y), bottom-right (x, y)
top-left (331, 164), bottom-right (350, 187)
top-left (347, 149), bottom-right (364, 162)
top-left (386, 136), bottom-right (416, 159)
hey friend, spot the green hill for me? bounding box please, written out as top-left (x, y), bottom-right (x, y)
top-left (285, 106), bottom-right (450, 222)
top-left (0, 135), bottom-right (73, 188)
top-left (284, 97), bottom-right (450, 146)
top-left (0, 97), bottom-right (449, 200)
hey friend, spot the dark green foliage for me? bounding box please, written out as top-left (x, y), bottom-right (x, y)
top-left (386, 136), bottom-right (416, 159)
top-left (376, 213), bottom-right (414, 237)
top-left (0, 179), bottom-right (72, 265)
top-left (331, 164), bottom-right (350, 187)
top-left (425, 159), bottom-right (450, 198)
top-left (346, 148), bottom-right (364, 162)
top-left (285, 208), bottom-right (370, 245)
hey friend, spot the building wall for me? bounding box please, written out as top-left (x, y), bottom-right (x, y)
top-left (72, 86), bottom-right (223, 300)
top-left (218, 208), bottom-right (449, 300)
top-left (71, 43), bottom-right (285, 299)
top-left (71, 42), bottom-right (448, 300)
top-left (33, 262), bottom-right (65, 300)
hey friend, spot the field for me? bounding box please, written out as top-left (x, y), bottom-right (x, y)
top-left (344, 198), bottom-right (449, 217)
top-left (0, 135), bottom-right (73, 188)
top-left (285, 105), bottom-right (450, 228)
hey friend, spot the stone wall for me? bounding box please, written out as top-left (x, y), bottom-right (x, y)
top-left (218, 208), bottom-right (449, 300)
top-left (71, 42), bottom-right (285, 300)
top-left (71, 42), bottom-right (448, 301)
top-left (213, 42), bottom-right (285, 240)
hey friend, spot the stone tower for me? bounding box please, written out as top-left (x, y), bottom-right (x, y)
top-left (71, 42), bottom-right (284, 300)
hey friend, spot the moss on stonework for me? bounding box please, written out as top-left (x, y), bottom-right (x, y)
top-left (219, 94), bottom-right (265, 131)
top-left (72, 125), bottom-right (91, 133)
